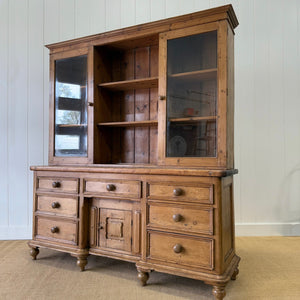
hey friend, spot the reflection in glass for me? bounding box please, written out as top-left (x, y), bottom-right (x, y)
top-left (166, 31), bottom-right (217, 158)
top-left (54, 55), bottom-right (87, 157)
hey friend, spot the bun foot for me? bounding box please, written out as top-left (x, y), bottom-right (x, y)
top-left (212, 285), bottom-right (226, 300)
top-left (29, 247), bottom-right (39, 260)
top-left (231, 267), bottom-right (239, 280)
top-left (137, 270), bottom-right (149, 286)
top-left (76, 256), bottom-right (88, 271)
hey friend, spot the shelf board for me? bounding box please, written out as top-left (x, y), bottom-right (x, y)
top-left (97, 120), bottom-right (158, 127)
top-left (168, 116), bottom-right (217, 123)
top-left (169, 68), bottom-right (217, 81)
top-left (98, 77), bottom-right (158, 91)
top-left (57, 124), bottom-right (87, 127)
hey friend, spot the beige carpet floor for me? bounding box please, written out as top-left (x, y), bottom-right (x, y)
top-left (0, 237), bottom-right (300, 299)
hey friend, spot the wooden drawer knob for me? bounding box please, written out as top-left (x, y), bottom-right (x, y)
top-left (173, 244), bottom-right (183, 254)
top-left (51, 202), bottom-right (60, 209)
top-left (106, 184), bottom-right (116, 191)
top-left (51, 226), bottom-right (59, 233)
top-left (159, 95), bottom-right (166, 100)
top-left (172, 214), bottom-right (182, 222)
top-left (52, 181), bottom-right (61, 188)
top-left (173, 188), bottom-right (183, 196)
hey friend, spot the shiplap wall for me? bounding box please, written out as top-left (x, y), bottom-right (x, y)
top-left (0, 0), bottom-right (299, 239)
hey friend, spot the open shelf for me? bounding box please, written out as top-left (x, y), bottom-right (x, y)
top-left (98, 77), bottom-right (158, 91)
top-left (97, 120), bottom-right (158, 127)
top-left (169, 68), bottom-right (217, 82)
top-left (57, 124), bottom-right (87, 127)
top-left (168, 116), bottom-right (217, 123)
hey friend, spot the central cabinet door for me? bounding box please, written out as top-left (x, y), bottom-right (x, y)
top-left (89, 198), bottom-right (141, 255)
top-left (99, 208), bottom-right (132, 252)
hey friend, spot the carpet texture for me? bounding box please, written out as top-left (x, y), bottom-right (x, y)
top-left (0, 237), bottom-right (300, 299)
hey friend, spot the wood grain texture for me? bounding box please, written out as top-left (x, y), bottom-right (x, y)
top-left (36, 216), bottom-right (78, 245)
top-left (36, 195), bottom-right (78, 218)
top-left (148, 231), bottom-right (214, 270)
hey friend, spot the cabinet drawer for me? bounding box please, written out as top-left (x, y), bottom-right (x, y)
top-left (35, 217), bottom-right (78, 245)
top-left (37, 177), bottom-right (79, 194)
top-left (147, 182), bottom-right (213, 204)
top-left (36, 195), bottom-right (78, 218)
top-left (83, 179), bottom-right (141, 199)
top-left (149, 232), bottom-right (213, 270)
top-left (148, 202), bottom-right (213, 235)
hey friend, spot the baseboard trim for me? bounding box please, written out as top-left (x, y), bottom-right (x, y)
top-left (0, 226), bottom-right (32, 240)
top-left (235, 223), bottom-right (300, 236)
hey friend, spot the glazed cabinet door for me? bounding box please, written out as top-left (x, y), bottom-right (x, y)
top-left (158, 21), bottom-right (231, 168)
top-left (49, 48), bottom-right (93, 165)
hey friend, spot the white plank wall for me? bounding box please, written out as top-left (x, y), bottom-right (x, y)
top-left (0, 0), bottom-right (299, 239)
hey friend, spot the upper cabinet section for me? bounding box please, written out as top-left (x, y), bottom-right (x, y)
top-left (47, 5), bottom-right (238, 168)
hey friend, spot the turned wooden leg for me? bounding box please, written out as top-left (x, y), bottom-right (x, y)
top-left (29, 247), bottom-right (39, 260)
top-left (231, 267), bottom-right (239, 280)
top-left (212, 284), bottom-right (226, 300)
top-left (137, 270), bottom-right (149, 286)
top-left (76, 255), bottom-right (88, 271)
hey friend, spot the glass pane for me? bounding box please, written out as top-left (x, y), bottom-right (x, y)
top-left (54, 55), bottom-right (88, 157)
top-left (166, 31), bottom-right (217, 158)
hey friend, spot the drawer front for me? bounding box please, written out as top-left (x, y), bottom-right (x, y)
top-left (35, 217), bottom-right (78, 245)
top-left (37, 177), bottom-right (79, 193)
top-left (83, 179), bottom-right (141, 199)
top-left (147, 182), bottom-right (213, 204)
top-left (37, 195), bottom-right (78, 218)
top-left (148, 202), bottom-right (213, 235)
top-left (149, 232), bottom-right (213, 270)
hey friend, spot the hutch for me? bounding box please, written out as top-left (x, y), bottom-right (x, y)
top-left (29, 5), bottom-right (240, 299)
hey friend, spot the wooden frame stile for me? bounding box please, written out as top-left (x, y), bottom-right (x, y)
top-left (48, 47), bottom-right (92, 165)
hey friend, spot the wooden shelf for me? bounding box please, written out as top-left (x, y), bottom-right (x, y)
top-left (168, 116), bottom-right (217, 123)
top-left (169, 68), bottom-right (217, 81)
top-left (98, 77), bottom-right (158, 91)
top-left (97, 120), bottom-right (158, 127)
top-left (57, 124), bottom-right (87, 127)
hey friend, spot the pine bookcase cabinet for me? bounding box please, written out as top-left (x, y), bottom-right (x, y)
top-left (29, 5), bottom-right (240, 299)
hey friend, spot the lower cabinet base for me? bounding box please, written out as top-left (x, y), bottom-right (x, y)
top-left (28, 241), bottom-right (240, 300)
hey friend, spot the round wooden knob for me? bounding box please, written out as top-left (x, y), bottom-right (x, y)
top-left (52, 181), bottom-right (61, 188)
top-left (173, 244), bottom-right (183, 254)
top-left (51, 202), bottom-right (60, 209)
top-left (159, 95), bottom-right (166, 100)
top-left (172, 214), bottom-right (182, 222)
top-left (173, 188), bottom-right (183, 196)
top-left (106, 184), bottom-right (116, 191)
top-left (51, 226), bottom-right (59, 233)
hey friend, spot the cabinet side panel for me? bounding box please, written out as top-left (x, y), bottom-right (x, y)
top-left (221, 176), bottom-right (234, 267)
top-left (226, 23), bottom-right (234, 169)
